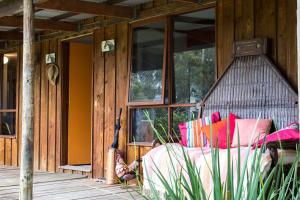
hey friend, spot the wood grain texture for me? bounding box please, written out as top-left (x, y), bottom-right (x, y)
top-left (11, 139), bottom-right (18, 166)
top-left (139, 146), bottom-right (151, 176)
top-left (5, 138), bottom-right (12, 165)
top-left (104, 24), bottom-right (116, 178)
top-left (277, 0), bottom-right (288, 77)
top-left (0, 16), bottom-right (78, 31)
top-left (56, 40), bottom-right (63, 171)
top-left (234, 0), bottom-right (254, 40)
top-left (127, 145), bottom-right (139, 167)
top-left (116, 23), bottom-right (128, 154)
top-left (19, 0), bottom-right (35, 197)
top-left (36, 0), bottom-right (134, 19)
top-left (217, 0), bottom-right (234, 77)
top-left (40, 40), bottom-right (49, 171)
top-left (34, 43), bottom-right (42, 171)
top-left (92, 28), bottom-right (105, 178)
top-left (286, 0), bottom-right (297, 90)
top-left (0, 138), bottom-right (4, 165)
top-left (17, 47), bottom-right (23, 166)
top-left (47, 39), bottom-right (57, 172)
top-left (254, 0), bottom-right (277, 62)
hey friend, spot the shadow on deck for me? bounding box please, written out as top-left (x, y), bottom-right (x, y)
top-left (0, 166), bottom-right (142, 200)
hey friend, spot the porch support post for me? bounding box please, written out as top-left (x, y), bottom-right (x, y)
top-left (19, 0), bottom-right (35, 199)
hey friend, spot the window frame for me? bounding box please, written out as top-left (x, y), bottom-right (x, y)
top-left (126, 16), bottom-right (168, 106)
top-left (127, 6), bottom-right (217, 145)
top-left (0, 51), bottom-right (20, 139)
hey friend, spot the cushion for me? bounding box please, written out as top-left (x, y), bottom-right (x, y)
top-left (254, 122), bottom-right (299, 148)
top-left (202, 119), bottom-right (227, 147)
top-left (232, 119), bottom-right (272, 147)
top-left (217, 113), bottom-right (238, 148)
top-left (179, 117), bottom-right (211, 148)
top-left (211, 112), bottom-right (221, 123)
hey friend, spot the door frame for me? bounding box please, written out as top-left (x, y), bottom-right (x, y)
top-left (59, 33), bottom-right (94, 167)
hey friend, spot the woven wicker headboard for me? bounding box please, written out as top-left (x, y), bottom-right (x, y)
top-left (202, 38), bottom-right (298, 129)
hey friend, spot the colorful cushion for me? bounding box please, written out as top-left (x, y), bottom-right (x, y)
top-left (254, 122), bottom-right (300, 148)
top-left (202, 119), bottom-right (227, 147)
top-left (232, 119), bottom-right (272, 147)
top-left (179, 117), bottom-right (211, 148)
top-left (211, 112), bottom-right (221, 123)
top-left (217, 113), bottom-right (238, 148)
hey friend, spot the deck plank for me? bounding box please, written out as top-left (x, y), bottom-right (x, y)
top-left (0, 166), bottom-right (142, 199)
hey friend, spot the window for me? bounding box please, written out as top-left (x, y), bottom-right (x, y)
top-left (0, 53), bottom-right (18, 137)
top-left (128, 21), bottom-right (166, 103)
top-left (130, 108), bottom-right (168, 143)
top-left (128, 8), bottom-right (216, 144)
top-left (173, 9), bottom-right (216, 103)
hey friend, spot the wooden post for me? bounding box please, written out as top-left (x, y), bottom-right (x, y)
top-left (19, 0), bottom-right (35, 199)
top-left (298, 0), bottom-right (300, 125)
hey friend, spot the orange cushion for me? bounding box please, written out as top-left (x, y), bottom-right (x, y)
top-left (202, 119), bottom-right (227, 147)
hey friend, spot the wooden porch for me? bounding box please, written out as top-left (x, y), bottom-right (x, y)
top-left (0, 166), bottom-right (142, 200)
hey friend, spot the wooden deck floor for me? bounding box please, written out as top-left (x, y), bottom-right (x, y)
top-left (0, 166), bottom-right (143, 200)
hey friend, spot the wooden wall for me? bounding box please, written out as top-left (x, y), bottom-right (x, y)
top-left (0, 0), bottom-right (298, 179)
top-left (93, 22), bottom-right (129, 178)
top-left (217, 0), bottom-right (297, 89)
top-left (33, 39), bottom-right (61, 173)
top-left (0, 49), bottom-right (21, 168)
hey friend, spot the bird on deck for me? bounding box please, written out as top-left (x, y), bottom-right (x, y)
top-left (115, 150), bottom-right (139, 182)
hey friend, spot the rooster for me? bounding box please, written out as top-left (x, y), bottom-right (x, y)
top-left (115, 150), bottom-right (139, 182)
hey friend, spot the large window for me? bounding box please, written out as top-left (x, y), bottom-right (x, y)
top-left (0, 53), bottom-right (18, 137)
top-left (128, 8), bottom-right (216, 144)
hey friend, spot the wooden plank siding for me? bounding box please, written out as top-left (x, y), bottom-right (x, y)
top-left (103, 24), bottom-right (117, 178)
top-left (0, 0), bottom-right (298, 179)
top-left (217, 0), bottom-right (297, 90)
top-left (47, 39), bottom-right (58, 172)
top-left (34, 43), bottom-right (42, 171)
top-left (39, 40), bottom-right (49, 172)
top-left (92, 27), bottom-right (105, 178)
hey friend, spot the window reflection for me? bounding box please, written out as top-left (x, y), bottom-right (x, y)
top-left (172, 107), bottom-right (199, 136)
top-left (131, 108), bottom-right (168, 143)
top-left (129, 22), bottom-right (165, 103)
top-left (0, 53), bottom-right (17, 136)
top-left (173, 9), bottom-right (216, 104)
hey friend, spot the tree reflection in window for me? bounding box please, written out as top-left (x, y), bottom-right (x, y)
top-left (173, 8), bottom-right (216, 104)
top-left (128, 9), bottom-right (216, 144)
top-left (131, 108), bottom-right (168, 143)
top-left (129, 21), bottom-right (165, 103)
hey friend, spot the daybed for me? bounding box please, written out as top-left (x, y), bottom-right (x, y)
top-left (142, 38), bottom-right (299, 198)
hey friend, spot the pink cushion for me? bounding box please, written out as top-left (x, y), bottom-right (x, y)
top-left (232, 119), bottom-right (272, 147)
top-left (217, 113), bottom-right (238, 148)
top-left (254, 122), bottom-right (300, 148)
top-left (211, 112), bottom-right (221, 123)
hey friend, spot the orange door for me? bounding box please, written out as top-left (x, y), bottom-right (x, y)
top-left (68, 42), bottom-right (92, 165)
